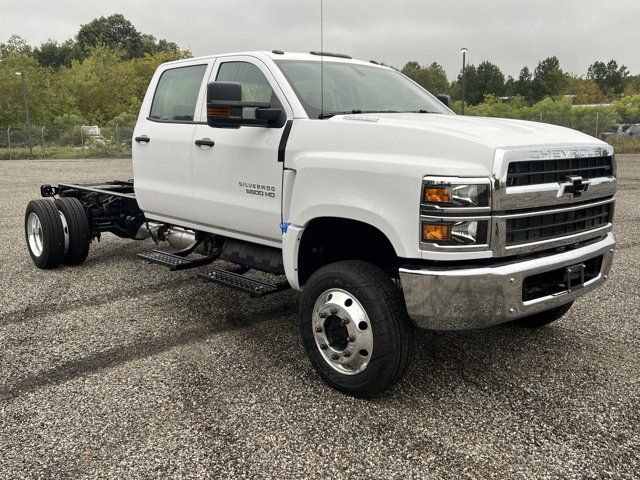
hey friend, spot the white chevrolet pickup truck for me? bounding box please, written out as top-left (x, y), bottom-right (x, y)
top-left (25, 51), bottom-right (616, 397)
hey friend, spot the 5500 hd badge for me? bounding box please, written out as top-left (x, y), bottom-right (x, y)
top-left (238, 181), bottom-right (276, 198)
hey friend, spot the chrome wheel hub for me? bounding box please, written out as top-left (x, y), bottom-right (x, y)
top-left (27, 212), bottom-right (44, 257)
top-left (312, 288), bottom-right (373, 375)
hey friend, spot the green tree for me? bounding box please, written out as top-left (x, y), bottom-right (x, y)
top-left (532, 56), bottom-right (566, 100)
top-left (0, 34), bottom-right (32, 58)
top-left (475, 61), bottom-right (505, 97)
top-left (0, 41), bottom-right (69, 129)
top-left (140, 34), bottom-right (180, 55)
top-left (76, 14), bottom-right (144, 59)
top-left (504, 75), bottom-right (516, 97)
top-left (625, 75), bottom-right (640, 95)
top-left (587, 60), bottom-right (629, 96)
top-left (62, 46), bottom-right (139, 124)
top-left (514, 67), bottom-right (534, 100)
top-left (453, 63), bottom-right (504, 105)
top-left (401, 61), bottom-right (449, 94)
top-left (33, 39), bottom-right (82, 68)
top-left (612, 94), bottom-right (640, 123)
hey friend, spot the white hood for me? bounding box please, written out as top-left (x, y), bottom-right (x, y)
top-left (336, 113), bottom-right (608, 149)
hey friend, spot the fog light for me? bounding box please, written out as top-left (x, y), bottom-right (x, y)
top-left (422, 223), bottom-right (451, 242)
top-left (422, 220), bottom-right (488, 246)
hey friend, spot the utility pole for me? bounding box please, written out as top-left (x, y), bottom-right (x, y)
top-left (460, 48), bottom-right (468, 115)
top-left (15, 72), bottom-right (33, 159)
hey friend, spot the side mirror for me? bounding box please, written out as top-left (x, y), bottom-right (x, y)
top-left (206, 81), bottom-right (282, 128)
top-left (436, 94), bottom-right (452, 109)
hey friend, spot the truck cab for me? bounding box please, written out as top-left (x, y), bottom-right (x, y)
top-left (26, 51), bottom-right (616, 397)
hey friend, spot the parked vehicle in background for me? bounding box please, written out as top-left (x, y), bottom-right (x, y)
top-left (603, 123), bottom-right (639, 140)
top-left (24, 51), bottom-right (617, 397)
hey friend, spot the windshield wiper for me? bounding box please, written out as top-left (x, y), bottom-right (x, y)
top-left (407, 109), bottom-right (441, 114)
top-left (318, 109), bottom-right (402, 119)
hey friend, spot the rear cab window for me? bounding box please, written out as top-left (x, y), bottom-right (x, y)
top-left (149, 64), bottom-right (207, 122)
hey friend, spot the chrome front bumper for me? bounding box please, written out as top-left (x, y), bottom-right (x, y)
top-left (399, 233), bottom-right (615, 330)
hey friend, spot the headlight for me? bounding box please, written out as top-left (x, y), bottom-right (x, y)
top-left (420, 177), bottom-right (492, 250)
top-left (422, 220), bottom-right (488, 245)
top-left (422, 180), bottom-right (490, 208)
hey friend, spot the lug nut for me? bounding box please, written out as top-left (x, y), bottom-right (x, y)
top-left (329, 307), bottom-right (338, 315)
top-left (320, 343), bottom-right (328, 350)
top-left (315, 326), bottom-right (323, 333)
top-left (331, 353), bottom-right (340, 360)
top-left (343, 351), bottom-right (351, 358)
top-left (342, 318), bottom-right (350, 325)
top-left (509, 278), bottom-right (515, 284)
top-left (348, 335), bottom-right (356, 343)
top-left (318, 311), bottom-right (327, 318)
top-left (509, 308), bottom-right (515, 314)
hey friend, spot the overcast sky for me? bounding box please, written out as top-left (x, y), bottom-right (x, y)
top-left (1, 0), bottom-right (638, 79)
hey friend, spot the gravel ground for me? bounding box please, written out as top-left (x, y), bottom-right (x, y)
top-left (0, 156), bottom-right (638, 479)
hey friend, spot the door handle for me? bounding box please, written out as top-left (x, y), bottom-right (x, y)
top-left (195, 138), bottom-right (215, 147)
top-left (135, 135), bottom-right (150, 143)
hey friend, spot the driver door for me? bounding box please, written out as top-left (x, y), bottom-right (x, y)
top-left (192, 56), bottom-right (291, 244)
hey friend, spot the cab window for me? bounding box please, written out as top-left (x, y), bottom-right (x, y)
top-left (150, 64), bottom-right (207, 122)
top-left (216, 62), bottom-right (277, 104)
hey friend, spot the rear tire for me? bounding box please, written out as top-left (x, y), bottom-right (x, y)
top-left (25, 200), bottom-right (65, 269)
top-left (300, 260), bottom-right (415, 398)
top-left (55, 197), bottom-right (90, 265)
top-left (511, 302), bottom-right (573, 328)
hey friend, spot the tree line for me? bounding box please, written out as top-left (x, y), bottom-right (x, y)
top-left (402, 57), bottom-right (640, 105)
top-left (1, 12), bottom-right (640, 135)
top-left (0, 14), bottom-right (188, 131)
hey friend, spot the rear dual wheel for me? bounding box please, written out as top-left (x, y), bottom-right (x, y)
top-left (54, 197), bottom-right (90, 266)
top-left (25, 198), bottom-right (90, 269)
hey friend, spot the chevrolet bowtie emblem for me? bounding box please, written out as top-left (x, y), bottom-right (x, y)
top-left (559, 175), bottom-right (590, 198)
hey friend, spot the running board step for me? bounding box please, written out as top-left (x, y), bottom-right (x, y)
top-left (198, 267), bottom-right (290, 297)
top-left (138, 250), bottom-right (215, 271)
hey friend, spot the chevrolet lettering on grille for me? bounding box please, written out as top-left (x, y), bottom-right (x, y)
top-left (529, 147), bottom-right (608, 159)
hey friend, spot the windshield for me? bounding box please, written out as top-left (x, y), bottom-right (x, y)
top-left (275, 60), bottom-right (452, 118)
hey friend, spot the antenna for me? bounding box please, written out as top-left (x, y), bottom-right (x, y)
top-left (320, 0), bottom-right (324, 118)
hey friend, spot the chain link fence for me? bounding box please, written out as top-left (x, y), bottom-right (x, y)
top-left (0, 115), bottom-right (637, 160)
top-left (0, 123), bottom-right (135, 160)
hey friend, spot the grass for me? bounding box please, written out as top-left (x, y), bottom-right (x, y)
top-left (607, 137), bottom-right (640, 154)
top-left (0, 142), bottom-right (131, 160)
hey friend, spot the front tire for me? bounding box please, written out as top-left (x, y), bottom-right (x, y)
top-left (300, 261), bottom-right (415, 398)
top-left (511, 302), bottom-right (573, 328)
top-left (25, 200), bottom-right (65, 269)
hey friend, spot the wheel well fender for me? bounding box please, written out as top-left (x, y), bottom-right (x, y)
top-left (291, 216), bottom-right (400, 288)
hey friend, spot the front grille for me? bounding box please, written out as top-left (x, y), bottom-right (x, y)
top-left (507, 156), bottom-right (613, 187)
top-left (506, 202), bottom-right (613, 246)
top-left (522, 256), bottom-right (603, 301)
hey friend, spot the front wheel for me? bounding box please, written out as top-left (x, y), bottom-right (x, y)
top-left (300, 261), bottom-right (415, 398)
